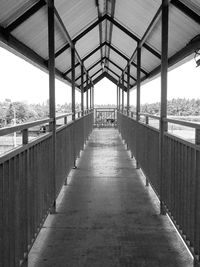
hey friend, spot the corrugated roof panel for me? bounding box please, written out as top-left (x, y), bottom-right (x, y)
top-left (101, 20), bottom-right (106, 43)
top-left (93, 71), bottom-right (103, 81)
top-left (115, 0), bottom-right (161, 38)
top-left (76, 26), bottom-right (99, 58)
top-left (145, 19), bottom-right (161, 54)
top-left (84, 50), bottom-right (101, 68)
top-left (180, 0), bottom-right (200, 16)
top-left (107, 70), bottom-right (119, 80)
top-left (168, 5), bottom-right (200, 57)
top-left (130, 64), bottom-right (145, 81)
top-left (55, 0), bottom-right (97, 39)
top-left (106, 20), bottom-right (111, 43)
top-left (146, 4), bottom-right (200, 59)
top-left (111, 25), bottom-right (137, 58)
top-left (55, 48), bottom-right (78, 73)
top-left (67, 64), bottom-right (81, 80)
top-left (12, 6), bottom-right (66, 59)
top-left (136, 47), bottom-right (160, 73)
top-left (0, 0), bottom-right (38, 27)
top-left (89, 64), bottom-right (101, 77)
top-left (109, 48), bottom-right (127, 69)
top-left (108, 63), bottom-right (121, 76)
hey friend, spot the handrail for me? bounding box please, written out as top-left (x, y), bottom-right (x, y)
top-left (139, 112), bottom-right (160, 120)
top-left (0, 110), bottom-right (94, 136)
top-left (164, 117), bottom-right (200, 129)
top-left (0, 118), bottom-right (52, 136)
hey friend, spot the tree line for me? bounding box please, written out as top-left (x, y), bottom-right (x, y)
top-left (0, 101), bottom-right (81, 127)
top-left (1, 98), bottom-right (200, 127)
top-left (131, 98), bottom-right (200, 116)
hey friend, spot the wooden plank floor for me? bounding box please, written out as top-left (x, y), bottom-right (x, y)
top-left (29, 129), bottom-right (192, 267)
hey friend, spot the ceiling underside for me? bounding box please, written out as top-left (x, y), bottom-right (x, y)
top-left (0, 0), bottom-right (200, 92)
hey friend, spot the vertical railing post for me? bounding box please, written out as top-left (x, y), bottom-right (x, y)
top-left (136, 46), bottom-right (141, 122)
top-left (119, 83), bottom-right (121, 112)
top-left (71, 45), bottom-right (76, 121)
top-left (81, 64), bottom-right (84, 116)
top-left (71, 45), bottom-right (77, 168)
top-left (92, 85), bottom-right (94, 109)
top-left (117, 85), bottom-right (119, 110)
top-left (122, 76), bottom-right (124, 113)
top-left (136, 46), bottom-right (141, 169)
top-left (90, 81), bottom-right (92, 110)
top-left (160, 0), bottom-right (169, 215)
top-left (48, 0), bottom-right (56, 214)
top-left (86, 74), bottom-right (89, 112)
top-left (127, 64), bottom-right (130, 116)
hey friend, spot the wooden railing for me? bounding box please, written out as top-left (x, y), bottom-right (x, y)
top-left (117, 111), bottom-right (200, 265)
top-left (0, 110), bottom-right (93, 267)
top-left (94, 108), bottom-right (117, 128)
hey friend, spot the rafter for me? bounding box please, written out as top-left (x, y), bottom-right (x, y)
top-left (55, 15), bottom-right (106, 59)
top-left (106, 0), bottom-right (116, 70)
top-left (131, 35), bottom-right (200, 89)
top-left (6, 0), bottom-right (46, 32)
top-left (75, 58), bottom-right (103, 81)
top-left (0, 26), bottom-right (80, 87)
top-left (105, 15), bottom-right (161, 59)
top-left (171, 0), bottom-right (200, 24)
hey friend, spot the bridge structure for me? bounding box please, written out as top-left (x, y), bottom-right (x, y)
top-left (0, 0), bottom-right (200, 266)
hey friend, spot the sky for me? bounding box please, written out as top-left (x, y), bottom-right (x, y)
top-left (0, 45), bottom-right (199, 106)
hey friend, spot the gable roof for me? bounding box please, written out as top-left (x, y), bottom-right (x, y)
top-left (0, 0), bottom-right (200, 92)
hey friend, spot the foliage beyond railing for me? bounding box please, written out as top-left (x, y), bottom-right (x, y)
top-left (117, 110), bottom-right (200, 265)
top-left (0, 110), bottom-right (93, 267)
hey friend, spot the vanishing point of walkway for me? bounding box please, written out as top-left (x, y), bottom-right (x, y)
top-left (29, 129), bottom-right (192, 267)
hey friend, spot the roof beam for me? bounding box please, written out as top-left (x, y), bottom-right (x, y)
top-left (0, 26), bottom-right (80, 87)
top-left (6, 0), bottom-right (46, 32)
top-left (55, 15), bottom-right (106, 59)
top-left (63, 42), bottom-right (106, 76)
top-left (75, 58), bottom-right (103, 81)
top-left (83, 72), bottom-right (104, 91)
top-left (171, 0), bottom-right (200, 24)
top-left (95, 0), bottom-right (104, 64)
top-left (121, 3), bottom-right (163, 79)
top-left (107, 43), bottom-right (148, 75)
top-left (105, 65), bottom-right (120, 79)
top-left (131, 35), bottom-right (200, 89)
top-left (105, 15), bottom-right (161, 59)
top-left (106, 0), bottom-right (116, 69)
top-left (53, 7), bottom-right (91, 82)
top-left (107, 58), bottom-right (137, 81)
top-left (64, 41), bottom-right (148, 78)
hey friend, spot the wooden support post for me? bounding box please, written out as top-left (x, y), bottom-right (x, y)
top-left (117, 85), bottom-right (119, 110)
top-left (136, 47), bottom-right (141, 122)
top-left (92, 85), bottom-right (94, 109)
top-left (48, 0), bottom-right (56, 214)
top-left (81, 64), bottom-right (84, 116)
top-left (90, 82), bottom-right (92, 110)
top-left (136, 46), bottom-right (141, 169)
top-left (71, 45), bottom-right (76, 121)
top-left (86, 74), bottom-right (89, 112)
top-left (127, 64), bottom-right (130, 116)
top-left (119, 84), bottom-right (121, 111)
top-left (122, 76), bottom-right (124, 113)
top-left (71, 45), bottom-right (77, 168)
top-left (160, 0), bottom-right (169, 215)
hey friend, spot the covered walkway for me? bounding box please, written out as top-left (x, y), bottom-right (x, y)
top-left (29, 129), bottom-right (192, 266)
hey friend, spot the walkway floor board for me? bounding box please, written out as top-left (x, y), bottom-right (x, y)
top-left (29, 129), bottom-right (192, 267)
